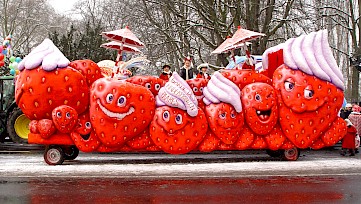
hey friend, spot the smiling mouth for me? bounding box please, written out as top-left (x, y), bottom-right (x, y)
top-left (256, 109), bottom-right (272, 121)
top-left (196, 95), bottom-right (204, 100)
top-left (81, 133), bottom-right (91, 140)
top-left (97, 99), bottom-right (135, 120)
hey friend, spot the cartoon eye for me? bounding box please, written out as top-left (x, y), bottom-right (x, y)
top-left (85, 122), bottom-right (91, 129)
top-left (200, 87), bottom-right (204, 92)
top-left (219, 112), bottom-right (226, 119)
top-left (255, 94), bottom-right (261, 101)
top-left (230, 112), bottom-right (236, 119)
top-left (163, 111), bottom-right (170, 122)
top-left (155, 84), bottom-right (161, 91)
top-left (193, 87), bottom-right (198, 92)
top-left (106, 94), bottom-right (114, 103)
top-left (145, 83), bottom-right (151, 89)
top-left (117, 96), bottom-right (127, 107)
top-left (56, 111), bottom-right (62, 118)
top-left (284, 80), bottom-right (295, 91)
top-left (66, 112), bottom-right (71, 119)
top-left (304, 89), bottom-right (314, 99)
top-left (175, 114), bottom-right (183, 124)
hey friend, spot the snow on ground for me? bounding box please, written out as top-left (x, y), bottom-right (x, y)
top-left (0, 150), bottom-right (360, 178)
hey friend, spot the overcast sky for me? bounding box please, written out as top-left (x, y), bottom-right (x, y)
top-left (48, 0), bottom-right (78, 13)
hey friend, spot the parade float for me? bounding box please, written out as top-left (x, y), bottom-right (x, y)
top-left (14, 28), bottom-right (347, 165)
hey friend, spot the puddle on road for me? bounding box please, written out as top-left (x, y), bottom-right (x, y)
top-left (0, 176), bottom-right (357, 203)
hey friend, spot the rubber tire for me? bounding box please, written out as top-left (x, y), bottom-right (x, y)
top-left (44, 146), bottom-right (65, 165)
top-left (7, 107), bottom-right (28, 143)
top-left (63, 146), bottom-right (79, 160)
top-left (0, 119), bottom-right (6, 143)
top-left (266, 149), bottom-right (284, 158)
top-left (282, 147), bottom-right (300, 161)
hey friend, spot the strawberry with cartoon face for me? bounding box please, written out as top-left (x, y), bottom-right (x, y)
top-left (272, 30), bottom-right (346, 149)
top-left (89, 78), bottom-right (155, 147)
top-left (187, 78), bottom-right (208, 110)
top-left (241, 82), bottom-right (278, 135)
top-left (52, 105), bottom-right (78, 134)
top-left (150, 106), bottom-right (207, 154)
top-left (220, 69), bottom-right (272, 90)
top-left (126, 76), bottom-right (165, 96)
top-left (205, 103), bottom-right (244, 144)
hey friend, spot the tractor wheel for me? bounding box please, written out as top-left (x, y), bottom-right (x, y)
top-left (63, 146), bottom-right (79, 160)
top-left (0, 119), bottom-right (6, 143)
top-left (44, 146), bottom-right (65, 165)
top-left (282, 147), bottom-right (300, 161)
top-left (7, 107), bottom-right (30, 143)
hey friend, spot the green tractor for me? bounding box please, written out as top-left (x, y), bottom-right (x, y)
top-left (0, 75), bottom-right (30, 143)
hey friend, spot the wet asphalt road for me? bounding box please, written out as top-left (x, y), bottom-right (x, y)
top-left (0, 147), bottom-right (361, 203)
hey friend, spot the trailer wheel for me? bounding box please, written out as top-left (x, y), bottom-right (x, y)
top-left (7, 107), bottom-right (30, 143)
top-left (266, 149), bottom-right (284, 158)
top-left (63, 146), bottom-right (79, 160)
top-left (282, 147), bottom-right (300, 161)
top-left (44, 146), bottom-right (65, 165)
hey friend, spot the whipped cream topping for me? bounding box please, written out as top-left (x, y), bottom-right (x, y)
top-left (156, 72), bottom-right (198, 117)
top-left (18, 38), bottom-right (70, 71)
top-left (202, 71), bottom-right (242, 112)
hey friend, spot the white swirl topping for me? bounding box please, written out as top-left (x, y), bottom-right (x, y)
top-left (18, 38), bottom-right (70, 71)
top-left (284, 30), bottom-right (344, 90)
top-left (202, 71), bottom-right (242, 112)
top-left (156, 72), bottom-right (198, 117)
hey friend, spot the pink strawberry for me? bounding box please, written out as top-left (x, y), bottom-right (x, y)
top-left (52, 105), bottom-right (78, 133)
top-left (198, 130), bottom-right (221, 152)
top-left (15, 67), bottom-right (89, 120)
top-left (149, 106), bottom-right (208, 154)
top-left (29, 120), bottom-right (39, 134)
top-left (90, 78), bottom-right (155, 147)
top-left (205, 103), bottom-right (244, 144)
top-left (69, 59), bottom-right (102, 86)
top-left (126, 76), bottom-right (165, 96)
top-left (273, 65), bottom-right (344, 148)
top-left (186, 78), bottom-right (208, 110)
top-left (37, 119), bottom-right (56, 138)
top-left (241, 82), bottom-right (278, 135)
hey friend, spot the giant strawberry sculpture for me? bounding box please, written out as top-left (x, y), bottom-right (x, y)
top-left (89, 78), bottom-right (155, 147)
top-left (267, 30), bottom-right (347, 149)
top-left (186, 78), bottom-right (208, 110)
top-left (15, 39), bottom-right (91, 120)
top-left (126, 76), bottom-right (165, 96)
top-left (150, 73), bottom-right (208, 154)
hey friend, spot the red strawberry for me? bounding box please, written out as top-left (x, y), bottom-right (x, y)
top-left (37, 119), bottom-right (56, 138)
top-left (234, 127), bottom-right (255, 150)
top-left (251, 135), bottom-right (267, 149)
top-left (145, 145), bottom-right (161, 151)
top-left (70, 112), bottom-right (101, 152)
top-left (126, 76), bottom-right (165, 96)
top-left (29, 120), bottom-right (39, 134)
top-left (186, 78), bottom-right (208, 110)
top-left (218, 142), bottom-right (235, 150)
top-left (126, 129), bottom-right (154, 150)
top-left (220, 69), bottom-right (272, 90)
top-left (205, 103), bottom-right (244, 144)
top-left (198, 130), bottom-right (220, 152)
top-left (281, 138), bottom-right (295, 149)
top-left (69, 59), bottom-right (102, 86)
top-left (15, 67), bottom-right (89, 120)
top-left (311, 117), bottom-right (347, 150)
top-left (52, 105), bottom-right (78, 133)
top-left (241, 82), bottom-right (278, 135)
top-left (264, 125), bottom-right (286, 150)
top-left (90, 78), bottom-right (155, 147)
top-left (273, 65), bottom-right (344, 148)
top-left (149, 106), bottom-right (208, 154)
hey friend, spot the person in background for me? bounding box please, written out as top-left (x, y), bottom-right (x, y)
top-left (341, 119), bottom-right (357, 156)
top-left (180, 56), bottom-right (194, 80)
top-left (196, 63), bottom-right (211, 80)
top-left (340, 103), bottom-right (353, 119)
top-left (159, 64), bottom-right (172, 81)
